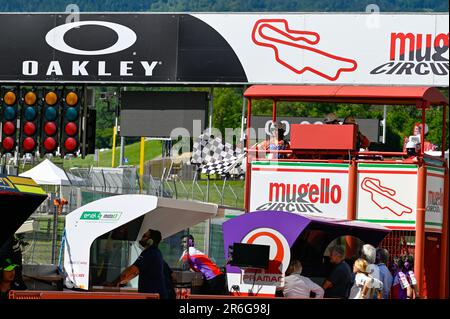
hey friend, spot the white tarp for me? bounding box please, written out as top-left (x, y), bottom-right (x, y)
top-left (63, 194), bottom-right (218, 290)
top-left (19, 159), bottom-right (70, 186)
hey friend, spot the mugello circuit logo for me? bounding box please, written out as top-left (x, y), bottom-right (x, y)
top-left (241, 228), bottom-right (290, 285)
top-left (252, 18), bottom-right (358, 81)
top-left (370, 32), bottom-right (449, 76)
top-left (255, 179), bottom-right (343, 214)
top-left (361, 177), bottom-right (413, 217)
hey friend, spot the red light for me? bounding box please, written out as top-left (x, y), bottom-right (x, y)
top-left (23, 137), bottom-right (36, 152)
top-left (2, 137), bottom-right (15, 151)
top-left (64, 137), bottom-right (77, 152)
top-left (44, 122), bottom-right (57, 136)
top-left (2, 121), bottom-right (15, 135)
top-left (65, 122), bottom-right (78, 136)
top-left (43, 137), bottom-right (57, 151)
top-left (24, 122), bottom-right (36, 136)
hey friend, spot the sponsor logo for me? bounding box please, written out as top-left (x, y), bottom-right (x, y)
top-left (45, 21), bottom-right (137, 55)
top-left (80, 211), bottom-right (122, 221)
top-left (427, 188), bottom-right (444, 213)
top-left (370, 32), bottom-right (449, 76)
top-left (22, 21), bottom-right (160, 77)
top-left (252, 19), bottom-right (357, 81)
top-left (241, 228), bottom-right (290, 286)
top-left (255, 179), bottom-right (342, 214)
top-left (361, 177), bottom-right (412, 216)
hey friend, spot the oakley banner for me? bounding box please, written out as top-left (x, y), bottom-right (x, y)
top-left (0, 13), bottom-right (448, 85)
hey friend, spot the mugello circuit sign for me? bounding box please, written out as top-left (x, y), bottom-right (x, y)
top-left (0, 13), bottom-right (448, 85)
top-left (250, 162), bottom-right (349, 218)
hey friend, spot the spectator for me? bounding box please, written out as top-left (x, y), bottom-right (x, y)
top-left (392, 255), bottom-right (420, 300)
top-left (376, 248), bottom-right (393, 299)
top-left (349, 258), bottom-right (383, 299)
top-left (110, 229), bottom-right (168, 299)
top-left (360, 244), bottom-right (381, 280)
top-left (343, 116), bottom-right (370, 150)
top-left (323, 113), bottom-right (340, 124)
top-left (0, 235), bottom-right (27, 290)
top-left (180, 234), bottom-right (226, 295)
top-left (322, 246), bottom-right (352, 298)
top-left (258, 121), bottom-right (290, 159)
top-left (403, 123), bottom-right (437, 153)
top-left (281, 259), bottom-right (324, 298)
top-left (0, 258), bottom-right (20, 300)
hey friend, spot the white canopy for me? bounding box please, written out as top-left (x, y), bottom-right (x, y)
top-left (64, 195), bottom-right (218, 289)
top-left (20, 159), bottom-right (71, 186)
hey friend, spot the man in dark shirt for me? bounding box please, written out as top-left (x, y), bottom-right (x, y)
top-left (112, 229), bottom-right (168, 299)
top-left (322, 246), bottom-right (352, 298)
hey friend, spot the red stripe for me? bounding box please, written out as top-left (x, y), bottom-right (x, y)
top-left (252, 168), bottom-right (348, 173)
top-left (427, 173), bottom-right (445, 179)
top-left (358, 170), bottom-right (417, 175)
top-left (385, 226), bottom-right (416, 230)
top-left (230, 292), bottom-right (275, 297)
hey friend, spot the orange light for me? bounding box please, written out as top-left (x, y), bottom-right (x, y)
top-left (24, 91), bottom-right (37, 105)
top-left (65, 92), bottom-right (78, 106)
top-left (4, 91), bottom-right (16, 106)
top-left (45, 92), bottom-right (58, 106)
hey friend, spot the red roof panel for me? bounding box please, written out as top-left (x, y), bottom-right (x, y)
top-left (244, 85), bottom-right (448, 106)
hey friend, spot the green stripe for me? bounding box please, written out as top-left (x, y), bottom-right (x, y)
top-left (358, 164), bottom-right (417, 169)
top-left (425, 221), bottom-right (443, 226)
top-left (359, 219), bottom-right (442, 226)
top-left (252, 161), bottom-right (348, 168)
top-left (427, 167), bottom-right (445, 173)
top-left (358, 219), bottom-right (415, 224)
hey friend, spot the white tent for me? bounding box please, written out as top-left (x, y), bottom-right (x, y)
top-left (64, 195), bottom-right (218, 289)
top-left (20, 159), bottom-right (71, 186)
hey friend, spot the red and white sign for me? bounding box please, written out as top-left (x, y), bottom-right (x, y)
top-left (356, 164), bottom-right (418, 229)
top-left (250, 161), bottom-right (349, 219)
top-left (241, 228), bottom-right (291, 287)
top-left (425, 169), bottom-right (445, 232)
top-left (195, 13), bottom-right (449, 86)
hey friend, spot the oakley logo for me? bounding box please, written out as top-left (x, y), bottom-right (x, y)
top-left (45, 21), bottom-right (137, 55)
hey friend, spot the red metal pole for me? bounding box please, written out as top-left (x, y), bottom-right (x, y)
top-left (272, 100), bottom-right (277, 123)
top-left (441, 105), bottom-right (447, 159)
top-left (439, 166), bottom-right (449, 298)
top-left (346, 159), bottom-right (358, 258)
top-left (414, 164), bottom-right (427, 297)
top-left (244, 98), bottom-right (252, 213)
top-left (420, 104), bottom-right (426, 157)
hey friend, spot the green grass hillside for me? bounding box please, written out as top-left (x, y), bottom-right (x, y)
top-left (63, 140), bottom-right (162, 169)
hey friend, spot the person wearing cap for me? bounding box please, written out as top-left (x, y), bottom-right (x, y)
top-left (402, 123), bottom-right (437, 153)
top-left (343, 116), bottom-right (370, 150)
top-left (0, 258), bottom-right (20, 300)
top-left (0, 235), bottom-right (27, 291)
top-left (258, 121), bottom-right (290, 159)
top-left (323, 113), bottom-right (340, 125)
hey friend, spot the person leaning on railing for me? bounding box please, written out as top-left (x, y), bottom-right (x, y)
top-left (257, 121), bottom-right (291, 159)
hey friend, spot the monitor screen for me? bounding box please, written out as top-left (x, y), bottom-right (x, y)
top-left (230, 243), bottom-right (270, 269)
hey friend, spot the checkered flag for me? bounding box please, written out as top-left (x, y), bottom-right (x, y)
top-left (191, 134), bottom-right (244, 176)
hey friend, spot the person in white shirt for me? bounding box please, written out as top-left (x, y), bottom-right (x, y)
top-left (281, 259), bottom-right (324, 298)
top-left (349, 258), bottom-right (383, 299)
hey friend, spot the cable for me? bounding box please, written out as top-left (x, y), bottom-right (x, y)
top-left (249, 269), bottom-right (258, 296)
